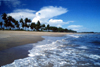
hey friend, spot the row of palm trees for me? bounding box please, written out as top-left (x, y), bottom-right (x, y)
top-left (0, 13), bottom-right (76, 32)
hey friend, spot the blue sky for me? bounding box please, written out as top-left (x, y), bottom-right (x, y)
top-left (0, 0), bottom-right (100, 32)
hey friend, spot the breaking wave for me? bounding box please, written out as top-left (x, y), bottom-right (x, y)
top-left (2, 34), bottom-right (100, 67)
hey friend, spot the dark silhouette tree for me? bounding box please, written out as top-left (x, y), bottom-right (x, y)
top-left (28, 19), bottom-right (31, 23)
top-left (12, 18), bottom-right (16, 23)
top-left (47, 24), bottom-right (50, 31)
top-left (1, 13), bottom-right (77, 32)
top-left (0, 22), bottom-right (3, 29)
top-left (14, 21), bottom-right (18, 25)
top-left (57, 27), bottom-right (63, 32)
top-left (27, 19), bottom-right (31, 30)
top-left (24, 18), bottom-right (29, 30)
top-left (24, 18), bottom-right (31, 30)
top-left (8, 16), bottom-right (12, 21)
top-left (7, 16), bottom-right (14, 29)
top-left (2, 13), bottom-right (7, 20)
top-left (1, 13), bottom-right (8, 29)
top-left (50, 26), bottom-right (58, 32)
top-left (8, 21), bottom-right (15, 30)
top-left (14, 21), bottom-right (19, 29)
top-left (64, 28), bottom-right (68, 32)
top-left (25, 18), bottom-right (28, 24)
top-left (16, 24), bottom-right (19, 29)
top-left (4, 19), bottom-right (8, 29)
top-left (36, 20), bottom-right (41, 31)
top-left (20, 18), bottom-right (24, 29)
top-left (41, 24), bottom-right (45, 31)
top-left (31, 23), bottom-right (36, 31)
top-left (22, 23), bottom-right (25, 30)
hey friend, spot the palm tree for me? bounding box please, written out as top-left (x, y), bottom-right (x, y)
top-left (20, 18), bottom-right (24, 29)
top-left (16, 24), bottom-right (19, 29)
top-left (22, 23), bottom-right (25, 30)
top-left (8, 16), bottom-right (12, 21)
top-left (27, 19), bottom-right (31, 30)
top-left (2, 13), bottom-right (7, 20)
top-left (4, 19), bottom-right (8, 29)
top-left (1, 13), bottom-right (8, 29)
top-left (36, 20), bottom-right (41, 31)
top-left (28, 19), bottom-right (31, 23)
top-left (8, 21), bottom-right (15, 30)
top-left (0, 22), bottom-right (3, 29)
top-left (31, 23), bottom-right (36, 31)
top-left (7, 16), bottom-right (14, 29)
top-left (25, 18), bottom-right (28, 24)
top-left (11, 18), bottom-right (15, 23)
top-left (64, 28), bottom-right (68, 32)
top-left (24, 18), bottom-right (29, 30)
top-left (14, 21), bottom-right (20, 29)
top-left (47, 24), bottom-right (50, 31)
top-left (41, 24), bottom-right (45, 31)
top-left (15, 21), bottom-right (18, 25)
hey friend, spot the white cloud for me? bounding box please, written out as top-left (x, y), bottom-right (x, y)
top-left (13, 9), bottom-right (35, 13)
top-left (67, 25), bottom-right (90, 32)
top-left (32, 6), bottom-right (68, 23)
top-left (32, 6), bottom-right (74, 27)
top-left (68, 25), bottom-right (83, 28)
top-left (6, 6), bottom-right (74, 27)
top-left (0, 0), bottom-right (21, 7)
top-left (57, 25), bottom-right (62, 27)
top-left (7, 9), bottom-right (36, 21)
top-left (48, 19), bottom-right (74, 27)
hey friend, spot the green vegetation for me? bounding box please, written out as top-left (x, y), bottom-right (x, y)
top-left (0, 13), bottom-right (76, 32)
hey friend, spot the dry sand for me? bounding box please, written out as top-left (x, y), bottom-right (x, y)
top-left (0, 31), bottom-right (71, 51)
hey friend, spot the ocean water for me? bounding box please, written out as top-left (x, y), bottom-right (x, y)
top-left (2, 34), bottom-right (100, 67)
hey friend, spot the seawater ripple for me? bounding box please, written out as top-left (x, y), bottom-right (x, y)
top-left (2, 34), bottom-right (100, 67)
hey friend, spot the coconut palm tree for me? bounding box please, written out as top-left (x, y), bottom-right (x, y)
top-left (16, 24), bottom-right (19, 29)
top-left (31, 23), bottom-right (36, 31)
top-left (1, 13), bottom-right (8, 29)
top-left (0, 22), bottom-right (3, 29)
top-left (47, 24), bottom-right (50, 31)
top-left (2, 13), bottom-right (7, 20)
top-left (41, 24), bottom-right (45, 31)
top-left (24, 18), bottom-right (29, 30)
top-left (4, 19), bottom-right (8, 29)
top-left (14, 21), bottom-right (20, 29)
top-left (20, 18), bottom-right (24, 29)
top-left (27, 19), bottom-right (31, 30)
top-left (8, 16), bottom-right (12, 21)
top-left (36, 20), bottom-right (41, 31)
top-left (7, 16), bottom-right (14, 29)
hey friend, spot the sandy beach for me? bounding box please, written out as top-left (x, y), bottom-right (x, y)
top-left (0, 31), bottom-right (72, 66)
top-left (0, 31), bottom-right (70, 50)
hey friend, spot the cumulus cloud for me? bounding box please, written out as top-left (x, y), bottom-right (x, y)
top-left (7, 9), bottom-right (36, 21)
top-left (32, 6), bottom-right (74, 27)
top-left (0, 0), bottom-right (21, 7)
top-left (32, 6), bottom-right (68, 23)
top-left (68, 25), bottom-right (83, 28)
top-left (67, 25), bottom-right (90, 32)
top-left (48, 19), bottom-right (74, 27)
top-left (7, 6), bottom-right (74, 27)
top-left (67, 25), bottom-right (83, 31)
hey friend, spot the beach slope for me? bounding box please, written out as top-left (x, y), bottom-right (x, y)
top-left (0, 31), bottom-right (70, 50)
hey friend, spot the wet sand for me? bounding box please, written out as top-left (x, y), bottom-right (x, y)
top-left (0, 31), bottom-right (71, 66)
top-left (0, 31), bottom-right (70, 50)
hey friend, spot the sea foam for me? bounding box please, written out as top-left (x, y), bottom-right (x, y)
top-left (2, 34), bottom-right (100, 67)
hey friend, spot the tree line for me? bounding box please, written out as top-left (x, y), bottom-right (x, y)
top-left (0, 13), bottom-right (76, 32)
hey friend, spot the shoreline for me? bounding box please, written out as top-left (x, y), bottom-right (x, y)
top-left (0, 31), bottom-right (71, 66)
top-left (0, 31), bottom-right (69, 51)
